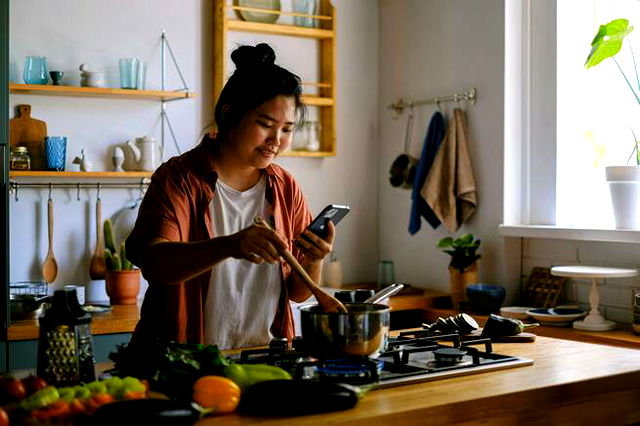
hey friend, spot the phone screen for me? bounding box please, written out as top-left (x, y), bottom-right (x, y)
top-left (307, 204), bottom-right (350, 238)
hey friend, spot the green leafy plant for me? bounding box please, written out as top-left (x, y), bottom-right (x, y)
top-left (585, 18), bottom-right (640, 165)
top-left (103, 219), bottom-right (134, 271)
top-left (437, 234), bottom-right (481, 273)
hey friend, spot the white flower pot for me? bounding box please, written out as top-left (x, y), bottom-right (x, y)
top-left (606, 166), bottom-right (640, 229)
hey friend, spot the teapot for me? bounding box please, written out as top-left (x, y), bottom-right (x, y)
top-left (121, 136), bottom-right (162, 172)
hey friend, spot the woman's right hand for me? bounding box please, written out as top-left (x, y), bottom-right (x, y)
top-left (227, 224), bottom-right (287, 264)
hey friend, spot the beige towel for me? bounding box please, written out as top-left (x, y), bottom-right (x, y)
top-left (421, 108), bottom-right (477, 233)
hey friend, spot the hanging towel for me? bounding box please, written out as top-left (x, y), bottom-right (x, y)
top-left (408, 111), bottom-right (446, 234)
top-left (421, 108), bottom-right (477, 233)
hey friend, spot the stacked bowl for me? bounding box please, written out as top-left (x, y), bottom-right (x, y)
top-left (633, 290), bottom-right (640, 335)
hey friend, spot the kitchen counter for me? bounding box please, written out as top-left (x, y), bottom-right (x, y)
top-left (198, 336), bottom-right (640, 425)
top-left (423, 308), bottom-right (640, 349)
top-left (7, 288), bottom-right (445, 341)
top-left (7, 304), bottom-right (141, 341)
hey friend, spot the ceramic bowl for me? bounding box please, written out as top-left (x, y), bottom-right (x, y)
top-left (526, 308), bottom-right (587, 326)
top-left (466, 284), bottom-right (506, 315)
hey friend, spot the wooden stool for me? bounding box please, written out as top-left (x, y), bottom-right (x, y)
top-left (551, 266), bottom-right (637, 331)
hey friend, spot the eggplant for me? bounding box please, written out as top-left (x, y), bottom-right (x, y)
top-left (87, 399), bottom-right (199, 426)
top-left (481, 314), bottom-right (539, 337)
top-left (238, 380), bottom-right (360, 416)
top-left (422, 313), bottom-right (479, 335)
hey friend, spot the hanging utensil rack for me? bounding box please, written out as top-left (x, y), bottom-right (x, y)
top-left (388, 87), bottom-right (477, 115)
top-left (9, 179), bottom-right (149, 202)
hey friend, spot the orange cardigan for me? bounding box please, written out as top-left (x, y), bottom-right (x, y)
top-left (126, 138), bottom-right (312, 345)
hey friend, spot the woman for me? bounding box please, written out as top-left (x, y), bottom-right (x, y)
top-left (126, 43), bottom-right (334, 349)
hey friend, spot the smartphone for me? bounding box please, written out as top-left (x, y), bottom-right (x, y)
top-left (305, 204), bottom-right (351, 238)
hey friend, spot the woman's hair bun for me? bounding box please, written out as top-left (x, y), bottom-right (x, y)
top-left (231, 43), bottom-right (276, 70)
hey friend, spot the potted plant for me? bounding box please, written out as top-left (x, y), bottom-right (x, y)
top-left (585, 18), bottom-right (640, 229)
top-left (104, 219), bottom-right (140, 305)
top-left (437, 234), bottom-right (481, 311)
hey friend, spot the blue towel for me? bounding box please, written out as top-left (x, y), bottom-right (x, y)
top-left (409, 111), bottom-right (446, 234)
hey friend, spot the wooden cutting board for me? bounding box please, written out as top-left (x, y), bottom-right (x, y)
top-left (9, 104), bottom-right (47, 170)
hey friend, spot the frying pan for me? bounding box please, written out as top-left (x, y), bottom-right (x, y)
top-left (389, 107), bottom-right (418, 189)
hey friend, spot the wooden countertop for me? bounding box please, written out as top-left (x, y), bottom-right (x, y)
top-left (5, 288), bottom-right (443, 341)
top-left (197, 336), bottom-right (640, 425)
top-left (7, 304), bottom-right (140, 341)
top-left (422, 308), bottom-right (640, 349)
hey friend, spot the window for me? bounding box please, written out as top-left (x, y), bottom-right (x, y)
top-left (503, 0), bottom-right (640, 238)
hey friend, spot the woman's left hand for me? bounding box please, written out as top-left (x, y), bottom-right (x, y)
top-left (294, 220), bottom-right (335, 262)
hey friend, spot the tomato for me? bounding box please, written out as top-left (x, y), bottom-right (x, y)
top-left (31, 400), bottom-right (70, 421)
top-left (0, 407), bottom-right (8, 426)
top-left (192, 376), bottom-right (241, 414)
top-left (21, 376), bottom-right (48, 396)
top-left (69, 398), bottom-right (86, 415)
top-left (0, 377), bottom-right (26, 402)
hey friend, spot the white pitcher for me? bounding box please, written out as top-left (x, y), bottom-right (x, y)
top-left (123, 136), bottom-right (163, 171)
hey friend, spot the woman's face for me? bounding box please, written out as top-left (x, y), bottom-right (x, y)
top-left (226, 95), bottom-right (296, 169)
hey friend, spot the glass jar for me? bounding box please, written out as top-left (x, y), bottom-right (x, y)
top-left (10, 146), bottom-right (31, 170)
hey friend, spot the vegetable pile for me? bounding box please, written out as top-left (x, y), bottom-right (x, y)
top-left (0, 374), bottom-right (148, 424)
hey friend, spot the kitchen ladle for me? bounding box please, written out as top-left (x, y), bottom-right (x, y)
top-left (254, 218), bottom-right (348, 313)
top-left (89, 195), bottom-right (106, 280)
top-left (364, 283), bottom-right (404, 304)
top-left (42, 195), bottom-right (58, 283)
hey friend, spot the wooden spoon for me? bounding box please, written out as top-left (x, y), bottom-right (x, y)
top-left (42, 196), bottom-right (58, 283)
top-left (254, 218), bottom-right (347, 313)
top-left (89, 197), bottom-right (106, 279)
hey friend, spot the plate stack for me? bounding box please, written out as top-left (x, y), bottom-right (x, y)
top-left (633, 291), bottom-right (640, 335)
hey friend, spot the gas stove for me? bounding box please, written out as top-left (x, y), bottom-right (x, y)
top-left (233, 331), bottom-right (534, 389)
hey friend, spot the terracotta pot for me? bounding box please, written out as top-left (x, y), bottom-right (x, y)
top-left (448, 263), bottom-right (478, 311)
top-left (105, 269), bottom-right (141, 305)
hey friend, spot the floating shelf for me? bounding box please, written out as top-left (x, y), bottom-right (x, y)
top-left (9, 83), bottom-right (195, 101)
top-left (301, 95), bottom-right (333, 107)
top-left (282, 150), bottom-right (335, 157)
top-left (9, 171), bottom-right (151, 179)
top-left (226, 20), bottom-right (334, 39)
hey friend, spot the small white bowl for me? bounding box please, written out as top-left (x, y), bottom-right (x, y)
top-left (500, 306), bottom-right (535, 320)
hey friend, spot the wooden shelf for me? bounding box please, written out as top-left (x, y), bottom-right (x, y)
top-left (9, 83), bottom-right (195, 101)
top-left (215, 0), bottom-right (336, 158)
top-left (300, 95), bottom-right (333, 107)
top-left (226, 20), bottom-right (334, 39)
top-left (9, 171), bottom-right (151, 179)
top-left (282, 149), bottom-right (335, 157)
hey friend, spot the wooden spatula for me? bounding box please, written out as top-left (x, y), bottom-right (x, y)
top-left (254, 217), bottom-right (347, 313)
top-left (42, 196), bottom-right (58, 283)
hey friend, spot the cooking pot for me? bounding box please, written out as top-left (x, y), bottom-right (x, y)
top-left (10, 294), bottom-right (51, 320)
top-left (300, 303), bottom-right (390, 358)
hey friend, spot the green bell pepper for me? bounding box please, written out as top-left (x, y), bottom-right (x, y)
top-left (224, 363), bottom-right (292, 391)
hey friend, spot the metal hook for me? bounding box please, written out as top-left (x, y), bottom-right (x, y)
top-left (76, 183), bottom-right (81, 201)
top-left (435, 97), bottom-right (442, 113)
top-left (48, 183), bottom-right (52, 201)
top-left (13, 183), bottom-right (19, 202)
top-left (96, 183), bottom-right (101, 201)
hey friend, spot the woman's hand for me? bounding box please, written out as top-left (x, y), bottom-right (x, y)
top-left (228, 224), bottom-right (287, 264)
top-left (295, 220), bottom-right (335, 263)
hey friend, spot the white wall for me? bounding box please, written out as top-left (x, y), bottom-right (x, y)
top-left (8, 1), bottom-right (379, 297)
top-left (378, 0), bottom-right (521, 300)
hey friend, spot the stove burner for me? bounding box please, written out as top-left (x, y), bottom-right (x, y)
top-left (433, 348), bottom-right (466, 365)
top-left (316, 359), bottom-right (384, 379)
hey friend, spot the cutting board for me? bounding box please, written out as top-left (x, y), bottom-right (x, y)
top-left (461, 329), bottom-right (537, 343)
top-left (9, 105), bottom-right (47, 170)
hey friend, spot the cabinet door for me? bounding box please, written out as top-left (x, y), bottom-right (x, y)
top-left (1, 0), bottom-right (9, 359)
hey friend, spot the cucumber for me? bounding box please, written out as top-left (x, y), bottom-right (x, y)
top-left (238, 379), bottom-right (360, 416)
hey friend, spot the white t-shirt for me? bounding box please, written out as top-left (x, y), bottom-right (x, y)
top-left (203, 175), bottom-right (281, 349)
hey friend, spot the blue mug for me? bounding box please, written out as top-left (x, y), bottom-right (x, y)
top-left (44, 136), bottom-right (67, 171)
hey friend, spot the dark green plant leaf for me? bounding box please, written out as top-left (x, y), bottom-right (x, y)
top-left (585, 19), bottom-right (633, 68)
top-left (437, 237), bottom-right (454, 248)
